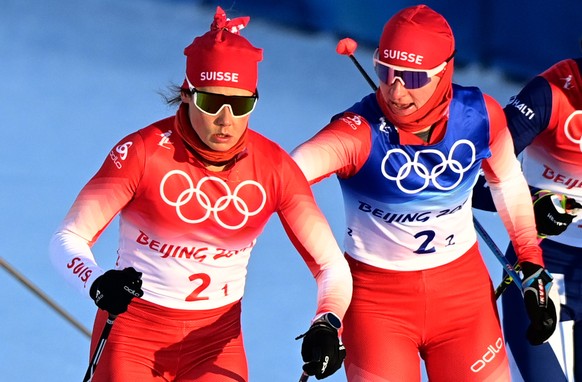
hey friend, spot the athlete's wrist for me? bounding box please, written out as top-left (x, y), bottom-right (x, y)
top-left (312, 312), bottom-right (342, 330)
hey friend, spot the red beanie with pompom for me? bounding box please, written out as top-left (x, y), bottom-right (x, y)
top-left (183, 6), bottom-right (263, 93)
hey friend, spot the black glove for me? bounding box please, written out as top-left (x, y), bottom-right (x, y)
top-left (532, 190), bottom-right (581, 237)
top-left (520, 262), bottom-right (557, 345)
top-left (296, 313), bottom-right (345, 379)
top-left (90, 267), bottom-right (144, 315)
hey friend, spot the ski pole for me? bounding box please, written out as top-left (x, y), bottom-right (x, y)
top-left (494, 261), bottom-right (521, 299)
top-left (83, 313), bottom-right (117, 382)
top-left (336, 39), bottom-right (525, 299)
top-left (0, 256), bottom-right (91, 338)
top-left (336, 38), bottom-right (378, 91)
top-left (472, 217), bottom-right (523, 294)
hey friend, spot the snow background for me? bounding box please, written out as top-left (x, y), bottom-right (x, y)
top-left (1, 0), bottom-right (524, 380)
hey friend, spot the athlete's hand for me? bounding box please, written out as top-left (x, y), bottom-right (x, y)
top-left (296, 314), bottom-right (345, 379)
top-left (90, 267), bottom-right (144, 315)
top-left (533, 190), bottom-right (581, 237)
top-left (520, 262), bottom-right (557, 345)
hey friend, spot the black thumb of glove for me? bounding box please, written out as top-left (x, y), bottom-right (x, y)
top-left (521, 261), bottom-right (557, 345)
top-left (296, 318), bottom-right (345, 379)
top-left (90, 267), bottom-right (144, 315)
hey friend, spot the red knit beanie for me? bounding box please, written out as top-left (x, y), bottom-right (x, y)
top-left (378, 5), bottom-right (454, 70)
top-left (183, 6), bottom-right (263, 92)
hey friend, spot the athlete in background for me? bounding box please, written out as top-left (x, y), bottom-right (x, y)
top-left (291, 5), bottom-right (555, 381)
top-left (473, 56), bottom-right (582, 381)
top-left (49, 7), bottom-right (351, 381)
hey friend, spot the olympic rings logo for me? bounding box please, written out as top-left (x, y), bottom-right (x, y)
top-left (381, 139), bottom-right (476, 194)
top-left (564, 110), bottom-right (582, 152)
top-left (160, 170), bottom-right (267, 230)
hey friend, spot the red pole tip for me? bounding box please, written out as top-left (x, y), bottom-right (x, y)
top-left (336, 37), bottom-right (358, 56)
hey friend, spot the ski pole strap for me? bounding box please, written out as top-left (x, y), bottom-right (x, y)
top-left (522, 266), bottom-right (553, 298)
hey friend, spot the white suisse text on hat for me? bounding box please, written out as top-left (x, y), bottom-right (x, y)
top-left (382, 49), bottom-right (423, 66)
top-left (200, 71), bottom-right (239, 82)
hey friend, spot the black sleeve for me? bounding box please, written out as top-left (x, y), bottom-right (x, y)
top-left (503, 76), bottom-right (553, 155)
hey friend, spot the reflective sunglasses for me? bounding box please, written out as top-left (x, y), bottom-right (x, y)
top-left (185, 76), bottom-right (258, 117)
top-left (373, 49), bottom-right (455, 89)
